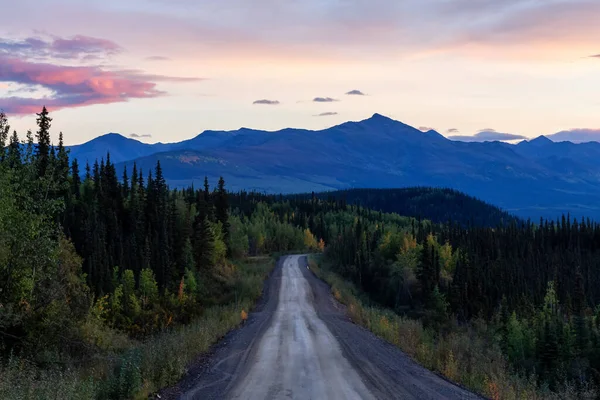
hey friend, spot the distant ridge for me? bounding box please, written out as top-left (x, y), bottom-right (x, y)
top-left (293, 187), bottom-right (518, 227)
top-left (66, 114), bottom-right (600, 219)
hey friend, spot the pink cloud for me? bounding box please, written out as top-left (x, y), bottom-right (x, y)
top-left (0, 56), bottom-right (201, 115)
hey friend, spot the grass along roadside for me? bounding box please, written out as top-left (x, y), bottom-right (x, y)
top-left (0, 256), bottom-right (276, 400)
top-left (307, 255), bottom-right (594, 400)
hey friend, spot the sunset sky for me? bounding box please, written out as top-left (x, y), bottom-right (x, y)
top-left (1, 0), bottom-right (599, 145)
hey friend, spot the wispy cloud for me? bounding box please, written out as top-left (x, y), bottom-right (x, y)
top-left (346, 90), bottom-right (365, 96)
top-left (0, 55), bottom-right (201, 115)
top-left (448, 130), bottom-right (526, 142)
top-left (446, 128), bottom-right (459, 133)
top-left (590, 54), bottom-right (600, 58)
top-left (146, 55), bottom-right (170, 61)
top-left (5, 0), bottom-right (600, 66)
top-left (0, 35), bottom-right (122, 61)
top-left (547, 129), bottom-right (600, 143)
top-left (129, 133), bottom-right (152, 138)
top-left (253, 99), bottom-right (280, 105)
top-left (314, 112), bottom-right (338, 117)
top-left (313, 97), bottom-right (337, 102)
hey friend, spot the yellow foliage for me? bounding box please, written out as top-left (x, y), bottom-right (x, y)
top-left (256, 234), bottom-right (265, 254)
top-left (426, 233), bottom-right (437, 248)
top-left (439, 241), bottom-right (454, 274)
top-left (241, 309), bottom-right (248, 321)
top-left (91, 294), bottom-right (110, 321)
top-left (380, 316), bottom-right (389, 329)
top-left (317, 238), bottom-right (325, 252)
top-left (484, 376), bottom-right (500, 400)
top-left (303, 228), bottom-right (318, 250)
top-left (401, 234), bottom-right (417, 253)
top-left (444, 350), bottom-right (458, 382)
top-left (178, 277), bottom-right (185, 303)
top-left (332, 288), bottom-right (342, 301)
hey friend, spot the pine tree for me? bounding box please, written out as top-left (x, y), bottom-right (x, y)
top-left (35, 106), bottom-right (52, 177)
top-left (418, 241), bottom-right (435, 300)
top-left (7, 131), bottom-right (21, 168)
top-left (71, 159), bottom-right (81, 199)
top-left (194, 216), bottom-right (215, 277)
top-left (215, 176), bottom-right (229, 241)
top-left (122, 165), bottom-right (129, 199)
top-left (574, 268), bottom-right (590, 356)
top-left (57, 132), bottom-right (69, 180)
top-left (199, 176), bottom-right (213, 221)
top-left (25, 129), bottom-right (34, 164)
top-left (0, 111), bottom-right (9, 161)
top-left (203, 176), bottom-right (210, 203)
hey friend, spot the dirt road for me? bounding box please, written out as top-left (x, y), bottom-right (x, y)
top-left (164, 255), bottom-right (480, 400)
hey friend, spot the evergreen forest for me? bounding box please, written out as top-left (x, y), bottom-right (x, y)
top-left (1, 108), bottom-right (600, 399)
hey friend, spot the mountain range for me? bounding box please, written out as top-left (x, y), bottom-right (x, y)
top-left (67, 114), bottom-right (600, 220)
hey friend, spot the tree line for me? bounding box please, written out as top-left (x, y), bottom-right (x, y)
top-left (0, 108), bottom-right (317, 364)
top-left (2, 107), bottom-right (600, 396)
top-left (255, 193), bottom-right (600, 392)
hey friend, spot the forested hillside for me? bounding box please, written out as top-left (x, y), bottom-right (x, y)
top-left (293, 187), bottom-right (517, 227)
top-left (86, 113), bottom-right (600, 220)
top-left (278, 197), bottom-right (600, 397)
top-left (0, 109), bottom-right (320, 399)
top-left (2, 108), bottom-right (600, 399)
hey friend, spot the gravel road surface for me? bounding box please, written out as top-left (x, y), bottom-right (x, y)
top-left (162, 255), bottom-right (480, 400)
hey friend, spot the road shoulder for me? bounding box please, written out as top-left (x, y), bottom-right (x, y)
top-left (298, 255), bottom-right (481, 400)
top-left (159, 257), bottom-right (284, 400)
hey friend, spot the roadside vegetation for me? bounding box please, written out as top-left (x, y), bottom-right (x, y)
top-left (0, 255), bottom-right (275, 400)
top-left (0, 109), bottom-right (316, 399)
top-left (2, 108), bottom-right (600, 399)
top-left (310, 256), bottom-right (598, 399)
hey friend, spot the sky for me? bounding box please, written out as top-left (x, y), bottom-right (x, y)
top-left (0, 0), bottom-right (599, 145)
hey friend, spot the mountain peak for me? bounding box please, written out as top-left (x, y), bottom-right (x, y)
top-left (424, 129), bottom-right (446, 140)
top-left (369, 113), bottom-right (393, 122)
top-left (358, 113), bottom-right (410, 128)
top-left (100, 132), bottom-right (127, 138)
top-left (529, 135), bottom-right (553, 146)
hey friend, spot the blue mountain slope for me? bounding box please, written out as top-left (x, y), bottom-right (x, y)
top-left (69, 114), bottom-right (600, 219)
top-left (67, 133), bottom-right (160, 165)
top-left (515, 136), bottom-right (600, 171)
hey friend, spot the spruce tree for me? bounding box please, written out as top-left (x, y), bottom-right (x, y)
top-left (418, 241), bottom-right (435, 300)
top-left (71, 159), bottom-right (81, 199)
top-left (7, 131), bottom-right (21, 168)
top-left (35, 106), bottom-right (52, 177)
top-left (574, 268), bottom-right (590, 356)
top-left (215, 176), bottom-right (229, 241)
top-left (25, 129), bottom-right (34, 164)
top-left (194, 216), bottom-right (215, 278)
top-left (122, 166), bottom-right (129, 199)
top-left (57, 132), bottom-right (69, 180)
top-left (0, 111), bottom-right (9, 161)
